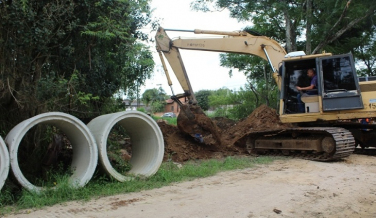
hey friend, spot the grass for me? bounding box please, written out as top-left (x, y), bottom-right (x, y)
top-left (152, 116), bottom-right (177, 125)
top-left (0, 155), bottom-right (282, 215)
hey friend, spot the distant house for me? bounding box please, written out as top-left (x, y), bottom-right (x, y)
top-left (163, 97), bottom-right (187, 115)
top-left (122, 99), bottom-right (145, 111)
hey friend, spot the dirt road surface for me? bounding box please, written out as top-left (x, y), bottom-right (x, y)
top-left (5, 154), bottom-right (376, 218)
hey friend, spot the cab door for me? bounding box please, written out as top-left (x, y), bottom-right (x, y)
top-left (319, 54), bottom-right (363, 111)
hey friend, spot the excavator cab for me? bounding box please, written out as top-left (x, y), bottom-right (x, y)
top-left (280, 53), bottom-right (363, 115)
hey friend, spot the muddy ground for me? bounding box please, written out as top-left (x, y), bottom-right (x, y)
top-left (159, 104), bottom-right (292, 162)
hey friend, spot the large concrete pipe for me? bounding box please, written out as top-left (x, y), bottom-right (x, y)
top-left (6, 112), bottom-right (98, 193)
top-left (87, 111), bottom-right (164, 182)
top-left (0, 136), bottom-right (10, 191)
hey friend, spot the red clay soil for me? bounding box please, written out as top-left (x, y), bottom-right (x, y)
top-left (158, 104), bottom-right (293, 162)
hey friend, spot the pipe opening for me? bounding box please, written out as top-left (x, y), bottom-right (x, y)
top-left (6, 112), bottom-right (98, 193)
top-left (16, 124), bottom-right (73, 188)
top-left (88, 111), bottom-right (164, 182)
top-left (107, 123), bottom-right (132, 174)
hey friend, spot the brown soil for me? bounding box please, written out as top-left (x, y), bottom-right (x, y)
top-left (177, 104), bottom-right (222, 146)
top-left (159, 104), bottom-right (293, 162)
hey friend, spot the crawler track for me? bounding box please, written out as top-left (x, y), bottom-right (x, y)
top-left (354, 147), bottom-right (376, 156)
top-left (246, 127), bottom-right (355, 161)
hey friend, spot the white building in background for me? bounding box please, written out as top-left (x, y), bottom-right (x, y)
top-left (122, 99), bottom-right (145, 111)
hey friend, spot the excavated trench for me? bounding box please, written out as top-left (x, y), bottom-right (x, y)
top-left (160, 104), bottom-right (292, 162)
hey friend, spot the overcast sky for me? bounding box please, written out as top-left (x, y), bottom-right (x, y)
top-left (140, 0), bottom-right (249, 95)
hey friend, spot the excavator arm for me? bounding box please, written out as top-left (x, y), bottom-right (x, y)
top-left (155, 27), bottom-right (287, 104)
top-left (155, 26), bottom-right (287, 146)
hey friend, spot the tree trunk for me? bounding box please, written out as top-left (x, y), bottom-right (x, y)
top-left (284, 9), bottom-right (298, 52)
top-left (305, 0), bottom-right (313, 55)
top-left (249, 83), bottom-right (259, 107)
top-left (284, 10), bottom-right (293, 53)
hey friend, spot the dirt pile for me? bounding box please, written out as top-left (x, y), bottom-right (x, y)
top-left (158, 104), bottom-right (293, 162)
top-left (220, 104), bottom-right (292, 147)
top-left (158, 121), bottom-right (221, 162)
top-left (177, 104), bottom-right (222, 146)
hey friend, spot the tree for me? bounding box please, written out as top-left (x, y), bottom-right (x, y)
top-left (220, 54), bottom-right (277, 107)
top-left (141, 87), bottom-right (168, 112)
top-left (310, 0), bottom-right (375, 54)
top-left (207, 88), bottom-right (232, 117)
top-left (195, 90), bottom-right (212, 111)
top-left (352, 31), bottom-right (376, 76)
top-left (150, 101), bottom-right (165, 114)
top-left (0, 0), bottom-right (156, 131)
top-left (191, 0), bottom-right (376, 115)
top-left (209, 88), bottom-right (232, 108)
top-left (191, 0), bottom-right (376, 54)
top-left (226, 87), bottom-right (259, 120)
top-left (142, 89), bottom-right (160, 107)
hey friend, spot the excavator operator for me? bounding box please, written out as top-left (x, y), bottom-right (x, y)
top-left (296, 68), bottom-right (318, 113)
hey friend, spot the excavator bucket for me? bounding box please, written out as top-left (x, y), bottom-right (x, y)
top-left (177, 104), bottom-right (222, 146)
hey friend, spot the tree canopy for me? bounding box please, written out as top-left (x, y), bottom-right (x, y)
top-left (141, 87), bottom-right (168, 113)
top-left (0, 0), bottom-right (156, 130)
top-left (191, 0), bottom-right (376, 111)
top-left (195, 89), bottom-right (212, 111)
top-left (192, 0), bottom-right (375, 55)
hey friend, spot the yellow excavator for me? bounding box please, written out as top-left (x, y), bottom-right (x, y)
top-left (155, 27), bottom-right (376, 161)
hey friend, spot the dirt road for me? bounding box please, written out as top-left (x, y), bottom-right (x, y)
top-left (5, 154), bottom-right (376, 218)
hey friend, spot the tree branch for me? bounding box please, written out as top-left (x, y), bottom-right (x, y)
top-left (312, 4), bottom-right (375, 54)
top-left (7, 78), bottom-right (22, 108)
top-left (329, 0), bottom-right (351, 34)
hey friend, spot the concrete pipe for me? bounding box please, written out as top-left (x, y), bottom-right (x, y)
top-left (6, 112), bottom-right (98, 193)
top-left (0, 136), bottom-right (10, 191)
top-left (87, 111), bottom-right (164, 182)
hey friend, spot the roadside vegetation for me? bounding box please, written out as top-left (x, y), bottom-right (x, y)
top-left (153, 116), bottom-right (177, 126)
top-left (0, 156), bottom-right (281, 215)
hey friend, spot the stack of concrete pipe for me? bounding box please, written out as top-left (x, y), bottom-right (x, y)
top-left (0, 111), bottom-right (164, 192)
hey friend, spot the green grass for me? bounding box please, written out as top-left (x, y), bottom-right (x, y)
top-left (0, 155), bottom-right (282, 215)
top-left (152, 116), bottom-right (177, 125)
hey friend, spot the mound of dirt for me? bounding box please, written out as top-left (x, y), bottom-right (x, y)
top-left (177, 104), bottom-right (222, 146)
top-left (158, 121), bottom-right (225, 162)
top-left (211, 117), bottom-right (237, 130)
top-left (221, 104), bottom-right (293, 147)
top-left (158, 104), bottom-right (292, 162)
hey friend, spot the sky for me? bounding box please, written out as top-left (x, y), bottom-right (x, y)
top-left (140, 0), bottom-right (249, 96)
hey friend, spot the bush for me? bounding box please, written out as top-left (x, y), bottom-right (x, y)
top-left (137, 107), bottom-right (147, 113)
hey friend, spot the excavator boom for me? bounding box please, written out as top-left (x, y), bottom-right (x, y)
top-left (156, 27), bottom-right (286, 103)
top-left (155, 27), bottom-right (288, 146)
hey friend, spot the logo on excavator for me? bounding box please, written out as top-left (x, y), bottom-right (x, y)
top-left (187, 43), bottom-right (205, 47)
top-left (369, 103), bottom-right (376, 109)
